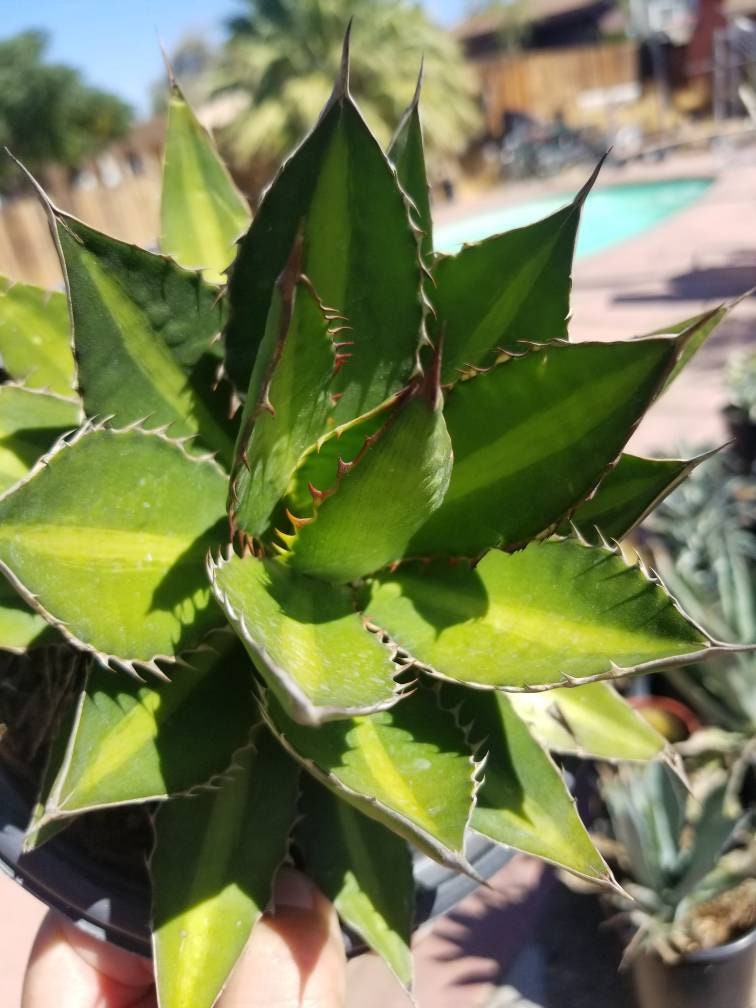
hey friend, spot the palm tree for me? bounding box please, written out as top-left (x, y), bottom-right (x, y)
top-left (212, 0), bottom-right (481, 181)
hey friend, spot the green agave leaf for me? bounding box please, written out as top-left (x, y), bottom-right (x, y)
top-left (208, 552), bottom-right (402, 725)
top-left (285, 388), bottom-right (452, 583)
top-left (297, 776), bottom-right (414, 988)
top-left (641, 303), bottom-right (730, 393)
top-left (53, 213), bottom-right (233, 465)
top-left (563, 451), bottom-right (716, 545)
top-left (160, 82), bottom-right (251, 285)
top-left (32, 634), bottom-right (257, 824)
top-left (509, 682), bottom-right (666, 761)
top-left (25, 693), bottom-right (79, 850)
top-left (671, 778), bottom-right (738, 903)
top-left (0, 385), bottom-right (81, 494)
top-left (0, 426), bottom-right (226, 668)
top-left (389, 70), bottom-right (432, 261)
top-left (152, 726), bottom-right (299, 1008)
top-left (411, 337), bottom-right (683, 558)
top-left (433, 160), bottom-right (602, 384)
top-left (263, 688), bottom-right (476, 871)
top-left (0, 576), bottom-right (57, 651)
top-left (601, 762), bottom-right (681, 893)
top-left (365, 540), bottom-right (741, 691)
top-left (225, 48), bottom-right (423, 420)
top-left (0, 277), bottom-right (75, 395)
top-left (283, 394), bottom-right (396, 519)
top-left (23, 649), bottom-right (84, 851)
top-left (450, 687), bottom-right (613, 884)
top-left (229, 245), bottom-right (337, 540)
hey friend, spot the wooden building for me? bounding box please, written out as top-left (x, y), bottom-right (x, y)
top-left (455, 1), bottom-right (638, 136)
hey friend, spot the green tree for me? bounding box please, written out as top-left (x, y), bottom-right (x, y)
top-left (212, 0), bottom-right (480, 179)
top-left (0, 31), bottom-right (132, 192)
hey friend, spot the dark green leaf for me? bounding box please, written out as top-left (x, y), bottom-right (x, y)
top-left (208, 553), bottom-right (402, 725)
top-left (152, 726), bottom-right (299, 1008)
top-left (411, 338), bottom-right (681, 558)
top-left (389, 72), bottom-right (432, 261)
top-left (283, 395), bottom-right (394, 518)
top-left (297, 776), bottom-right (414, 987)
top-left (285, 389), bottom-right (452, 582)
top-left (225, 80), bottom-right (423, 420)
top-left (229, 247), bottom-right (336, 540)
top-left (433, 160), bottom-right (601, 384)
top-left (54, 214), bottom-right (233, 464)
top-left (641, 304), bottom-right (730, 393)
top-left (32, 634), bottom-right (257, 823)
top-left (449, 687), bottom-right (613, 884)
top-left (23, 649), bottom-right (83, 851)
top-left (563, 452), bottom-right (714, 545)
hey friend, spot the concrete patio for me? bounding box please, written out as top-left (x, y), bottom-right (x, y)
top-left (2, 143), bottom-right (755, 1006)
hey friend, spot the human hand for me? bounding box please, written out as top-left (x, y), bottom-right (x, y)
top-left (21, 868), bottom-right (347, 1007)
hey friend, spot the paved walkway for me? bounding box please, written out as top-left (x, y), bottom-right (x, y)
top-left (573, 150), bottom-right (755, 456)
top-left (346, 856), bottom-right (549, 1008)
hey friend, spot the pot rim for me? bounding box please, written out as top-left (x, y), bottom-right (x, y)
top-left (630, 924), bottom-right (756, 968)
top-left (676, 924), bottom-right (756, 964)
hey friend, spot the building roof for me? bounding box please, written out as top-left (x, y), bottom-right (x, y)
top-left (454, 0), bottom-right (616, 40)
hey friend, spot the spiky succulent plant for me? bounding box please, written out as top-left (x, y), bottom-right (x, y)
top-left (599, 758), bottom-right (754, 960)
top-left (0, 32), bottom-right (750, 1008)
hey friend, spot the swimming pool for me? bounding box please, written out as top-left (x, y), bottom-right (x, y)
top-left (434, 177), bottom-right (712, 259)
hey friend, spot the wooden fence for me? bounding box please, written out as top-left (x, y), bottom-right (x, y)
top-left (0, 155), bottom-right (162, 289)
top-left (473, 41), bottom-right (638, 135)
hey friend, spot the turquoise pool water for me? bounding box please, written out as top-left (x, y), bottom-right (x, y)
top-left (434, 177), bottom-right (712, 258)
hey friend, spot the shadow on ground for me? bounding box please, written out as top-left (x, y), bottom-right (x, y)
top-left (529, 881), bottom-right (636, 1008)
top-left (611, 252), bottom-right (756, 305)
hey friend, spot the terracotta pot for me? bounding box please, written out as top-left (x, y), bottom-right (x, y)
top-left (628, 694), bottom-right (701, 742)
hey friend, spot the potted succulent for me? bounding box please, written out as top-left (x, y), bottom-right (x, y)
top-left (599, 758), bottom-right (756, 1008)
top-left (0, 32), bottom-right (751, 1007)
top-left (723, 351), bottom-right (756, 472)
top-left (646, 443), bottom-right (756, 738)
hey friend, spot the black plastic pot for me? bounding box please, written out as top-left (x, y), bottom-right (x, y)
top-left (723, 404), bottom-right (756, 474)
top-left (630, 927), bottom-right (756, 1008)
top-left (0, 761), bottom-right (513, 957)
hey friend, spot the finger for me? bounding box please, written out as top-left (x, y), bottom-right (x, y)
top-left (22, 910), bottom-right (155, 1008)
top-left (218, 867), bottom-right (347, 1008)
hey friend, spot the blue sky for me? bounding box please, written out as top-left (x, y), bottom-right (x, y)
top-left (0, 0), bottom-right (466, 115)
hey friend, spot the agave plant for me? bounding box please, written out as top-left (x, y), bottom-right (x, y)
top-left (0, 32), bottom-right (751, 1008)
top-left (647, 447), bottom-right (756, 736)
top-left (599, 758), bottom-right (755, 961)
